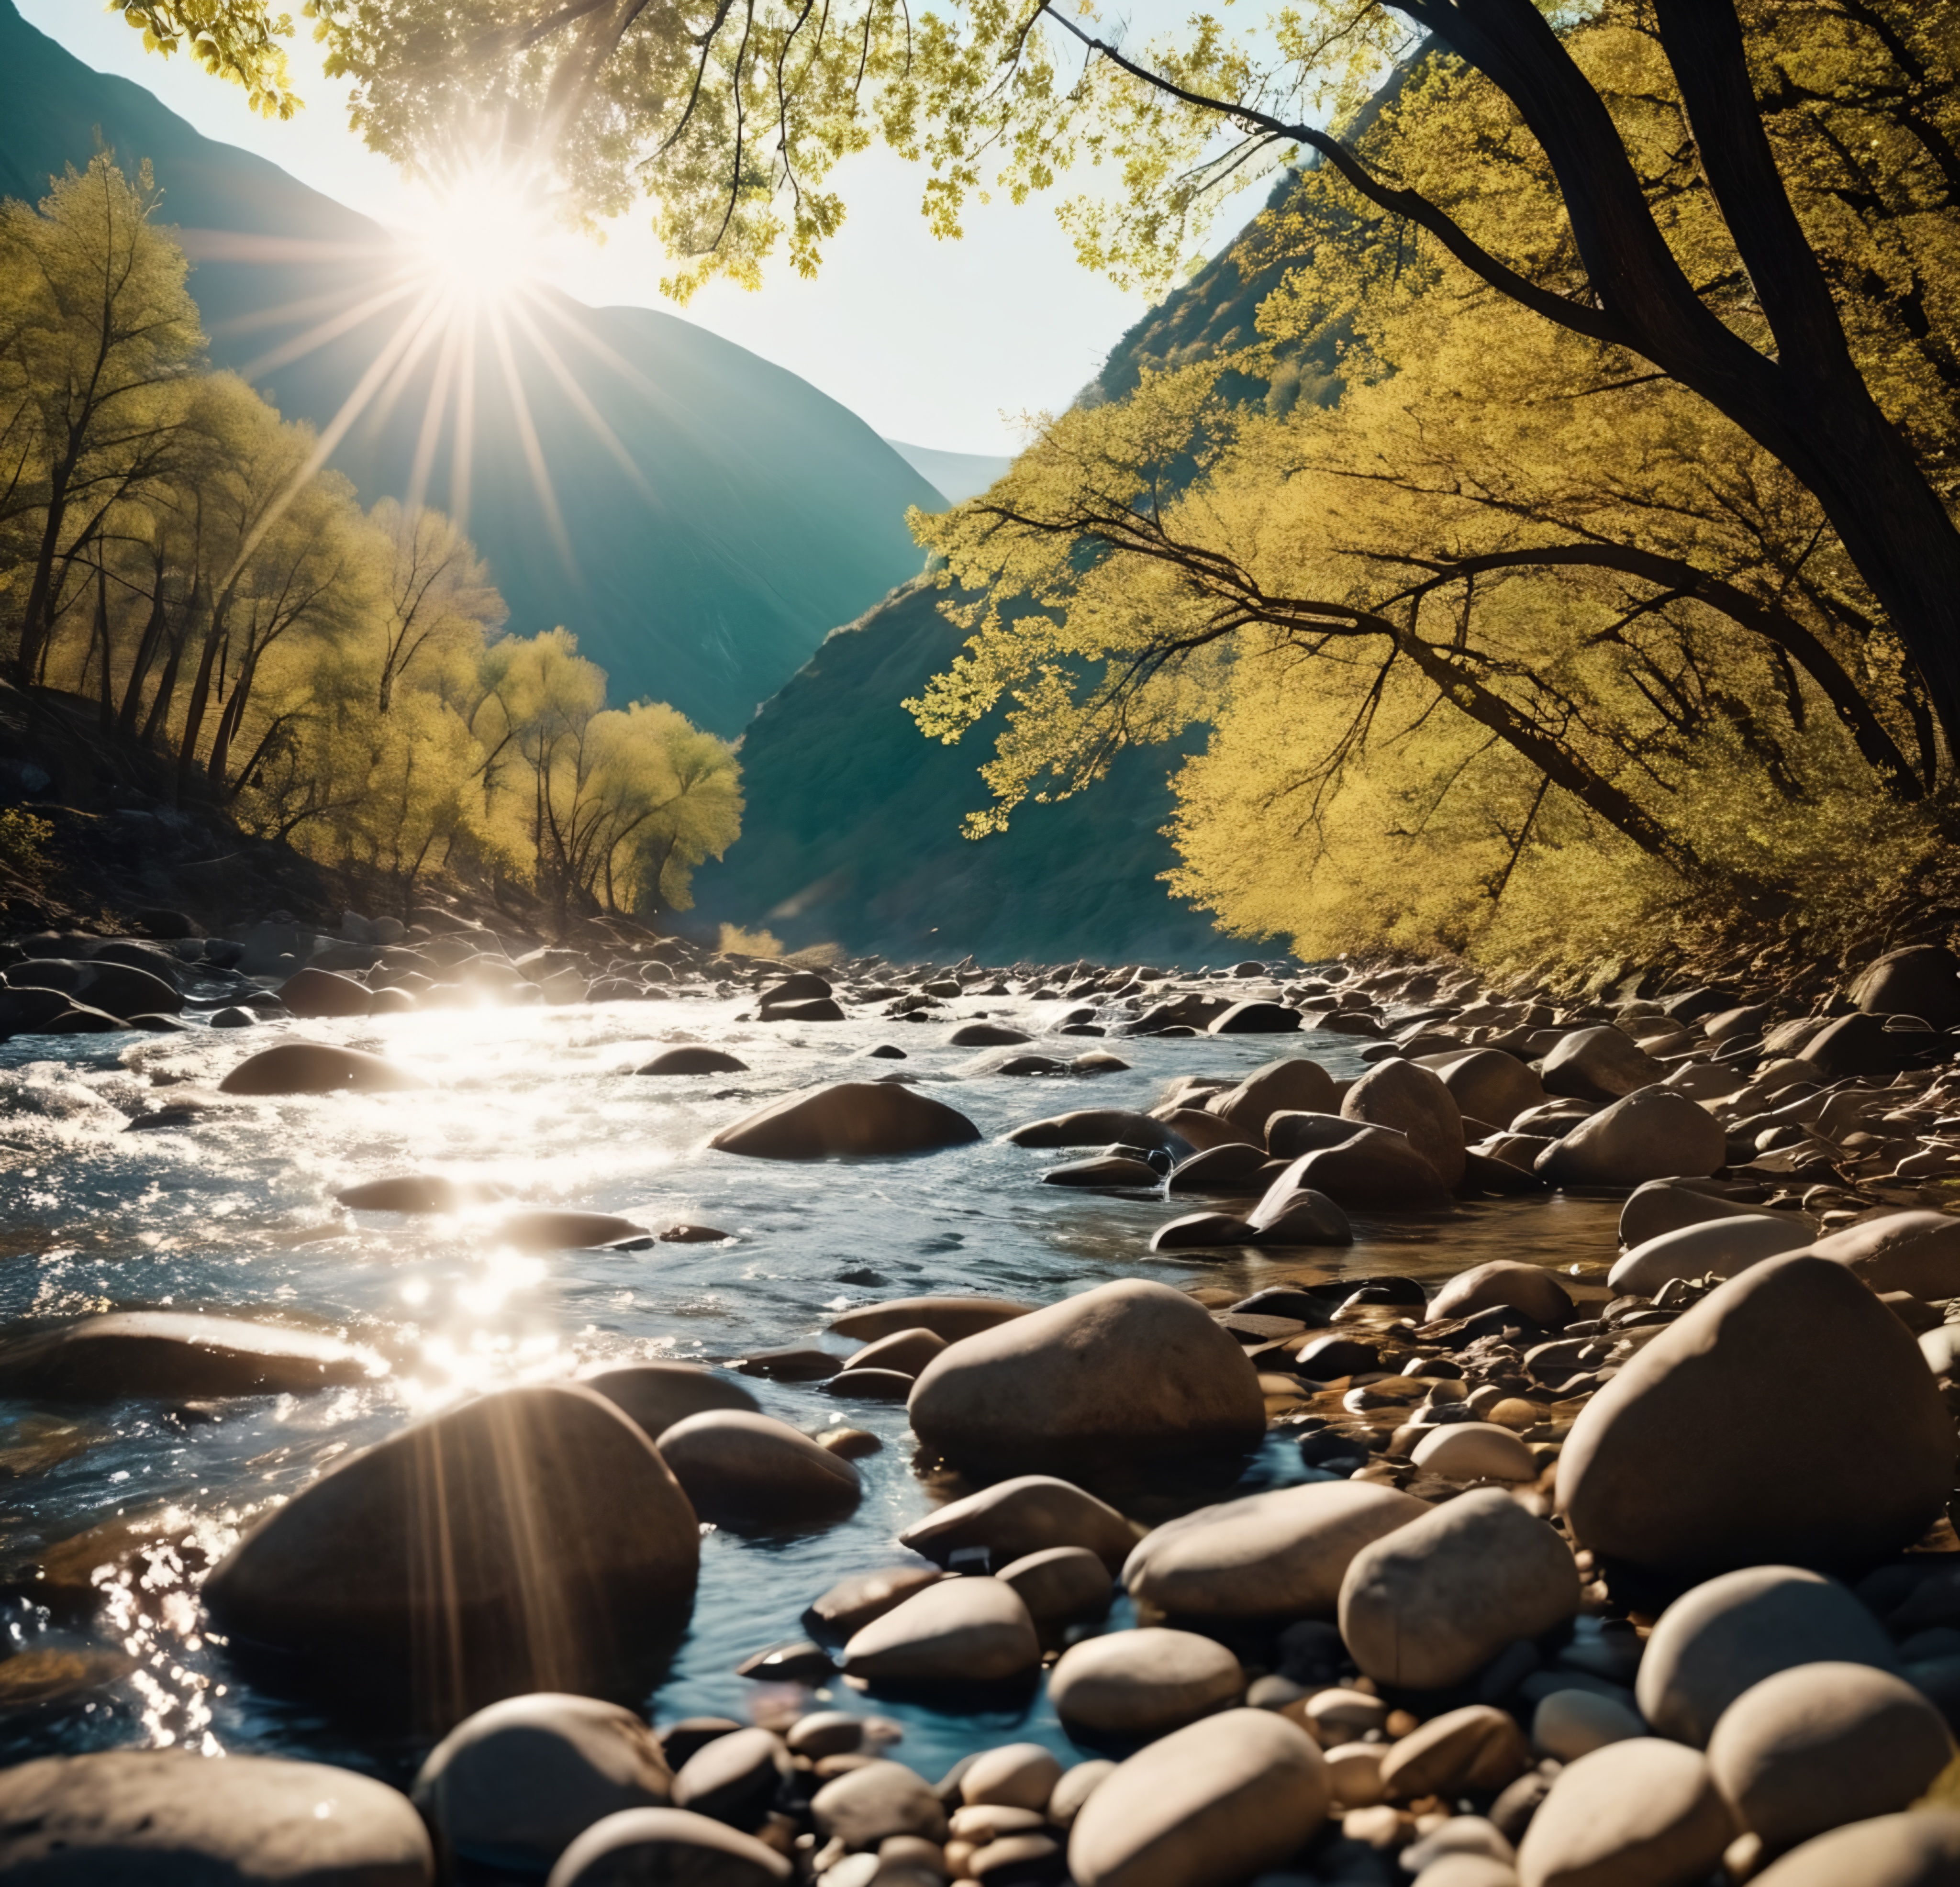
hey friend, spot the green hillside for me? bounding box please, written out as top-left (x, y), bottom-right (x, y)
top-left (0, 0), bottom-right (942, 735)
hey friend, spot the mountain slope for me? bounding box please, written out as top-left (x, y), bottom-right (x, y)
top-left (0, 0), bottom-right (941, 734)
top-left (692, 581), bottom-right (1222, 962)
top-left (885, 443), bottom-right (1013, 506)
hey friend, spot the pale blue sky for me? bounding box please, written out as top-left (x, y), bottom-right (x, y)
top-left (22, 2), bottom-right (1268, 456)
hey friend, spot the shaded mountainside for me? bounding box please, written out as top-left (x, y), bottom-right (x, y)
top-left (0, 1), bottom-right (941, 735)
top-left (692, 582), bottom-right (1222, 962)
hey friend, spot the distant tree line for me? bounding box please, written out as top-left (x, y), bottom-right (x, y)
top-left (0, 155), bottom-right (741, 928)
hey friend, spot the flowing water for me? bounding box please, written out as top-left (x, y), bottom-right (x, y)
top-left (0, 990), bottom-right (1625, 1787)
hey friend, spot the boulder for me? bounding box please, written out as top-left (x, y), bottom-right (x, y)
top-left (1243, 1186), bottom-right (1353, 1247)
top-left (545, 1808), bottom-right (790, 1887)
top-left (636, 1047), bottom-right (749, 1075)
top-left (654, 1411), bottom-right (861, 1527)
top-left (1149, 1211), bottom-right (1252, 1252)
top-left (219, 1042), bottom-right (431, 1096)
top-left (1854, 945), bottom-right (1960, 1029)
top-left (844, 1328), bottom-right (946, 1377)
top-left (0, 1311), bottom-right (376, 1401)
top-left (950, 1022), bottom-right (1033, 1046)
top-left (1340, 1059), bottom-right (1466, 1188)
top-left (1122, 1481), bottom-right (1429, 1622)
top-left (1408, 1423), bottom-right (1538, 1483)
top-left (494, 1210), bottom-right (652, 1250)
top-left (838, 1577), bottom-right (1041, 1687)
top-left (1606, 1212), bottom-right (1814, 1296)
top-left (810, 1761), bottom-right (948, 1848)
top-left (202, 1384), bottom-right (700, 1716)
top-left (1269, 1127), bottom-right (1454, 1210)
top-left (1514, 1739), bottom-right (1732, 1887)
top-left (1538, 1026), bottom-right (1664, 1103)
top-left (1531, 1690), bottom-right (1644, 1762)
top-left (1165, 1143), bottom-right (1271, 1195)
top-left (831, 1297), bottom-right (1034, 1343)
top-left (1067, 1709), bottom-right (1330, 1887)
top-left (1428, 1261), bottom-right (1573, 1331)
top-left (1535, 1087), bottom-right (1727, 1188)
top-left (11, 956), bottom-right (184, 1019)
top-left (669, 1727), bottom-right (790, 1829)
top-left (1807, 1210), bottom-right (1960, 1300)
top-left (764, 997), bottom-right (845, 1021)
top-left (1635, 1566), bottom-right (1901, 1747)
top-left (1803, 1011), bottom-right (1933, 1082)
top-left (710, 1082), bottom-right (979, 1158)
top-left (1339, 1488), bottom-right (1581, 1691)
top-left (1429, 1050), bottom-right (1547, 1134)
top-left (1749, 1810), bottom-right (1960, 1887)
top-left (997, 1545), bottom-right (1112, 1624)
top-left (899, 1474), bottom-right (1137, 1572)
top-left (1264, 1111), bottom-right (1371, 1161)
top-left (579, 1362), bottom-right (761, 1440)
top-left (1557, 1254), bottom-right (1954, 1574)
top-left (412, 1693), bottom-right (672, 1876)
top-left (1706, 1660), bottom-right (1952, 1854)
top-left (336, 1174), bottom-right (509, 1213)
top-left (803, 1566), bottom-right (947, 1639)
top-left (1207, 1001), bottom-right (1302, 1034)
top-left (962, 1744), bottom-right (1065, 1811)
top-left (759, 971), bottom-right (832, 1005)
top-left (0, 1750), bottom-right (433, 1884)
top-left (279, 966), bottom-right (375, 1018)
top-left (1043, 1156), bottom-right (1162, 1188)
top-left (1208, 1059), bottom-right (1337, 1135)
top-left (1006, 1110), bottom-right (1190, 1153)
top-left (1048, 1627), bottom-right (1245, 1739)
top-left (906, 1281), bottom-right (1266, 1477)
top-left (1378, 1706), bottom-right (1530, 1800)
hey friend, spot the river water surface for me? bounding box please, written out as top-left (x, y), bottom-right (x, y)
top-left (0, 988), bottom-right (1625, 1787)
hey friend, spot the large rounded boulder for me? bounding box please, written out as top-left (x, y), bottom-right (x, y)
top-left (219, 1043), bottom-right (431, 1096)
top-left (1557, 1253), bottom-right (1953, 1573)
top-left (1607, 1212), bottom-right (1814, 1297)
top-left (1539, 1025), bottom-right (1664, 1103)
top-left (0, 1312), bottom-right (377, 1400)
top-left (202, 1384), bottom-right (700, 1718)
top-left (1535, 1087), bottom-right (1726, 1188)
top-left (653, 1410), bottom-right (861, 1528)
top-left (907, 1280), bottom-right (1266, 1478)
top-left (1208, 1058), bottom-right (1336, 1136)
top-left (1806, 1210), bottom-right (1960, 1300)
top-left (709, 1082), bottom-right (980, 1158)
top-left (1340, 1058), bottom-right (1466, 1188)
top-left (1429, 1049), bottom-right (1547, 1132)
top-left (1853, 944), bottom-right (1960, 1029)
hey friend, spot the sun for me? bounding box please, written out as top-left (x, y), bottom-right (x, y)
top-left (400, 164), bottom-right (557, 308)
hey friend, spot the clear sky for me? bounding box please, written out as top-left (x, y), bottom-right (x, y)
top-left (20, 3), bottom-right (1262, 457)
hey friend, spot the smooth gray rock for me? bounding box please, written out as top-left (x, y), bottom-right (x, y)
top-left (1749, 1809), bottom-right (1960, 1887)
top-left (1538, 1025), bottom-right (1664, 1103)
top-left (839, 1577), bottom-right (1041, 1686)
top-left (1048, 1627), bottom-right (1245, 1737)
top-left (545, 1808), bottom-right (790, 1886)
top-left (1607, 1212), bottom-right (1814, 1296)
top-left (1515, 1738), bottom-right (1731, 1887)
top-left (1341, 1057), bottom-right (1467, 1188)
top-left (710, 1082), bottom-right (980, 1158)
top-left (654, 1411), bottom-right (861, 1527)
top-left (1535, 1087), bottom-right (1724, 1187)
top-left (899, 1474), bottom-right (1137, 1572)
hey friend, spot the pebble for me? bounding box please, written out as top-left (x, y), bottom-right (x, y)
top-left (1378, 1705), bottom-right (1530, 1800)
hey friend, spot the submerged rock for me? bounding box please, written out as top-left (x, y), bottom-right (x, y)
top-left (219, 1042), bottom-right (430, 1096)
top-left (831, 1297), bottom-right (1034, 1343)
top-left (710, 1082), bottom-right (980, 1158)
top-left (907, 1280), bottom-right (1266, 1478)
top-left (493, 1210), bottom-right (652, 1250)
top-left (336, 1173), bottom-right (510, 1213)
top-left (203, 1384), bottom-right (700, 1717)
top-left (0, 1311), bottom-right (376, 1400)
top-left (636, 1047), bottom-right (750, 1075)
top-left (580, 1363), bottom-right (761, 1441)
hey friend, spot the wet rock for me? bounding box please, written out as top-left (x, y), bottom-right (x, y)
top-left (1558, 1254), bottom-right (1953, 1573)
top-left (636, 1046), bottom-right (750, 1074)
top-left (1209, 1058), bottom-right (1337, 1135)
top-left (654, 1411), bottom-right (861, 1527)
top-left (1339, 1488), bottom-right (1581, 1690)
top-left (832, 1297), bottom-right (1034, 1344)
top-left (494, 1210), bottom-right (653, 1250)
top-left (1164, 1143), bottom-right (1271, 1195)
top-left (766, 996), bottom-right (846, 1021)
top-left (1049, 1627), bottom-right (1245, 1738)
top-left (1748, 1809), bottom-right (1960, 1887)
top-left (1006, 1110), bottom-right (1191, 1153)
top-left (0, 1312), bottom-right (375, 1400)
top-left (907, 1280), bottom-right (1267, 1478)
top-left (1275, 1126), bottom-right (1455, 1210)
top-left (997, 1545), bottom-right (1112, 1624)
top-left (1409, 1422), bottom-right (1538, 1483)
top-left (203, 1384), bottom-right (700, 1715)
top-left (1428, 1260), bottom-right (1573, 1330)
top-left (733, 1638), bottom-right (834, 1683)
top-left (900, 1475), bottom-right (1137, 1573)
top-left (1539, 1026), bottom-right (1664, 1104)
top-left (1430, 1050), bottom-right (1548, 1133)
top-left (1067, 1708), bottom-right (1330, 1887)
top-left (1123, 1481), bottom-right (1428, 1621)
top-left (1706, 1660), bottom-right (1952, 1855)
top-left (839, 1578), bottom-right (1041, 1687)
top-left (1043, 1155), bottom-right (1162, 1188)
top-left (823, 1367), bottom-right (915, 1401)
top-left (804, 1566), bottom-right (945, 1639)
top-left (12, 956), bottom-right (184, 1019)
top-left (1854, 944), bottom-right (1960, 1029)
top-left (1535, 1086), bottom-right (1724, 1187)
top-left (735, 1344), bottom-right (840, 1381)
top-left (845, 1328), bottom-right (947, 1377)
top-left (546, 1807), bottom-right (790, 1886)
top-left (1379, 1705), bottom-right (1530, 1800)
top-left (219, 1042), bottom-right (431, 1095)
top-left (659, 1223), bottom-right (733, 1243)
top-left (335, 1173), bottom-right (509, 1212)
top-left (1635, 1566), bottom-right (1900, 1747)
top-left (1807, 1210), bottom-right (1960, 1300)
top-left (1617, 1180), bottom-right (1788, 1251)
top-left (1292, 1335), bottom-right (1382, 1380)
top-left (412, 1692), bottom-right (672, 1876)
top-left (279, 966), bottom-right (375, 1018)
top-left (1243, 1183), bottom-right (1354, 1246)
top-left (670, 1726), bottom-right (790, 1829)
top-left (962, 1744), bottom-right (1065, 1810)
top-left (581, 1363), bottom-right (761, 1442)
top-left (950, 1022), bottom-right (1033, 1046)
top-left (1606, 1213), bottom-right (1813, 1296)
top-left (0, 1749), bottom-right (433, 1883)
top-left (1341, 1058), bottom-right (1466, 1188)
top-left (1514, 1739), bottom-right (1731, 1887)
top-left (1207, 1000), bottom-right (1302, 1034)
top-left (1264, 1110), bottom-right (1371, 1160)
top-left (759, 971), bottom-right (833, 1006)
top-left (0, 986), bottom-right (119, 1036)
top-left (1148, 1210), bottom-right (1251, 1252)
top-left (1531, 1689), bottom-right (1644, 1762)
top-left (710, 1083), bottom-right (980, 1158)
top-left (811, 1761), bottom-right (949, 1848)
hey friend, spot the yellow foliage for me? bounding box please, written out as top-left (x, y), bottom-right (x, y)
top-left (719, 923), bottom-right (784, 958)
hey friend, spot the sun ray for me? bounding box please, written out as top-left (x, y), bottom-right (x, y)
top-left (240, 277), bottom-right (428, 381)
top-left (487, 303), bottom-right (573, 572)
top-left (407, 314), bottom-right (466, 520)
top-left (505, 296), bottom-right (661, 509)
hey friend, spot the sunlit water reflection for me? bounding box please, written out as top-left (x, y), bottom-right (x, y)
top-left (0, 992), bottom-right (1625, 1784)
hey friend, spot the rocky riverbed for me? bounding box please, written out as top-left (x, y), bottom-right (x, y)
top-left (4, 912), bottom-right (1960, 1884)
